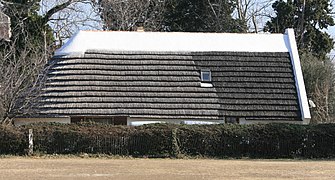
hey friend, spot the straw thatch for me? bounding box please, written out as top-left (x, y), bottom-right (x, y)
top-left (193, 51), bottom-right (300, 120)
top-left (23, 50), bottom-right (301, 121)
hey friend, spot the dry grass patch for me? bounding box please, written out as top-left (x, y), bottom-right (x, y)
top-left (0, 157), bottom-right (334, 179)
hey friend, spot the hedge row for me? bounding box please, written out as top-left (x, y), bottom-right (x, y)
top-left (0, 123), bottom-right (335, 158)
top-left (0, 125), bottom-right (27, 154)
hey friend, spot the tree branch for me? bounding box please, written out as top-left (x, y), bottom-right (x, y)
top-left (42, 0), bottom-right (83, 25)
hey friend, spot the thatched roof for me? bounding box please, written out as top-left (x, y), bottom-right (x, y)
top-left (23, 50), bottom-right (301, 121)
top-left (195, 51), bottom-right (301, 120)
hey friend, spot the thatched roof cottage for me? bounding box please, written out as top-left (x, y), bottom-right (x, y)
top-left (14, 29), bottom-right (311, 125)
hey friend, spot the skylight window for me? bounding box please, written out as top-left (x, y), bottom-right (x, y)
top-left (201, 69), bottom-right (211, 82)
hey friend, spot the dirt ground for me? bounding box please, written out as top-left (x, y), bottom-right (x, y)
top-left (0, 157), bottom-right (334, 180)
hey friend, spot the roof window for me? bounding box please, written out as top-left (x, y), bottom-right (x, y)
top-left (201, 69), bottom-right (211, 82)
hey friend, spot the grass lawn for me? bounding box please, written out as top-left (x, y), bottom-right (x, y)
top-left (0, 157), bottom-right (334, 179)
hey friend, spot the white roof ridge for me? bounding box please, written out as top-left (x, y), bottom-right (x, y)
top-left (55, 30), bottom-right (291, 56)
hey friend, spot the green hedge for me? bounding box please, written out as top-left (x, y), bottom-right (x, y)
top-left (0, 125), bottom-right (26, 154)
top-left (0, 123), bottom-right (335, 158)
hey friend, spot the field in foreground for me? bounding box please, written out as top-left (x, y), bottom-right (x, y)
top-left (0, 157), bottom-right (334, 180)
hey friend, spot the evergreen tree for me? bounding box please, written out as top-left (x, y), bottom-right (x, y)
top-left (264, 0), bottom-right (335, 123)
top-left (97, 0), bottom-right (246, 32)
top-left (264, 0), bottom-right (334, 58)
top-left (164, 0), bottom-right (246, 32)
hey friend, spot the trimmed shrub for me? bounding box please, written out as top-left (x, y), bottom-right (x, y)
top-left (1, 123), bottom-right (335, 158)
top-left (0, 125), bottom-right (26, 154)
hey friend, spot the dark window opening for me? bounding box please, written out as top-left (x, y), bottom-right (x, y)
top-left (71, 116), bottom-right (127, 125)
top-left (225, 117), bottom-right (239, 124)
top-left (201, 69), bottom-right (211, 82)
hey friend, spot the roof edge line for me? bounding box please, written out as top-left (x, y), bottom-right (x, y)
top-left (285, 28), bottom-right (311, 123)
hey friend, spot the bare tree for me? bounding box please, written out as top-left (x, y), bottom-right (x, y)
top-left (0, 11), bottom-right (11, 40)
top-left (97, 0), bottom-right (246, 32)
top-left (0, 31), bottom-right (49, 124)
top-left (0, 0), bottom-right (101, 124)
top-left (97, 0), bottom-right (167, 31)
top-left (40, 0), bottom-right (102, 44)
top-left (300, 52), bottom-right (335, 123)
top-left (235, 0), bottom-right (274, 32)
top-left (203, 0), bottom-right (247, 32)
